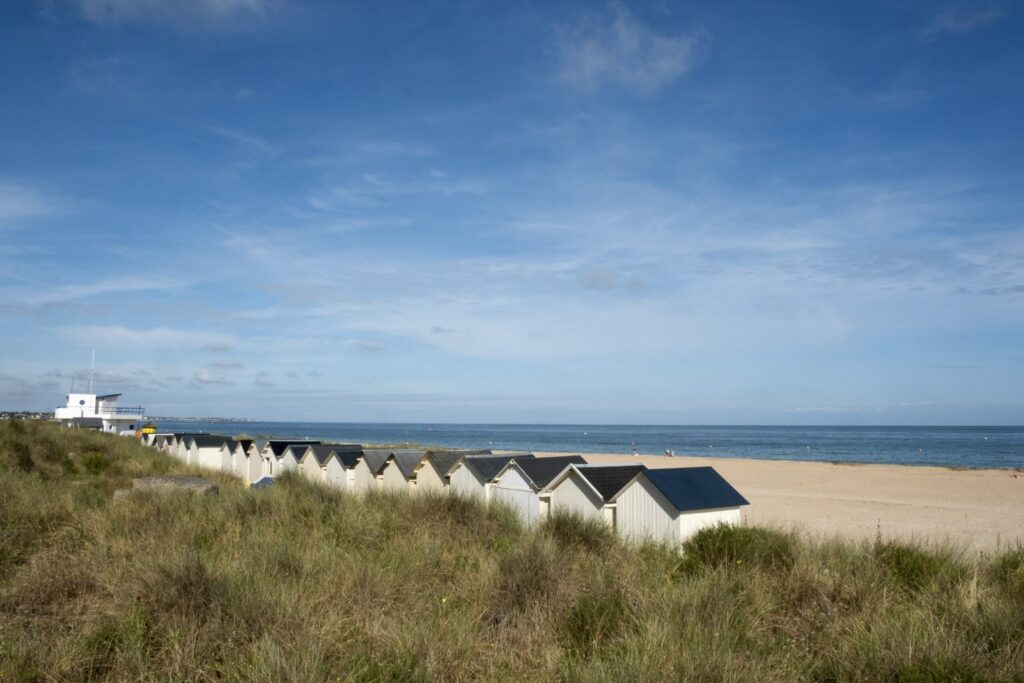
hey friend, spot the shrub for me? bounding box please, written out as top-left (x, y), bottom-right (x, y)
top-left (991, 548), bottom-right (1024, 599)
top-left (560, 590), bottom-right (633, 659)
top-left (680, 524), bottom-right (796, 574)
top-left (873, 541), bottom-right (954, 593)
top-left (542, 510), bottom-right (615, 553)
top-left (81, 451), bottom-right (111, 475)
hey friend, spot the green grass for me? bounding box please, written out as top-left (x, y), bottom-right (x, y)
top-left (2, 420), bottom-right (1023, 681)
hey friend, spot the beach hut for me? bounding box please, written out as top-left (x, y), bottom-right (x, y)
top-left (229, 439), bottom-right (254, 478)
top-left (186, 435), bottom-right (234, 470)
top-left (150, 433), bottom-right (173, 451)
top-left (545, 464), bottom-right (646, 525)
top-left (491, 455), bottom-right (587, 524)
top-left (609, 467), bottom-right (749, 545)
top-left (413, 450), bottom-right (490, 494)
top-left (380, 450), bottom-right (427, 493)
top-left (447, 453), bottom-right (536, 502)
top-left (242, 439), bottom-right (268, 483)
top-left (172, 433), bottom-right (194, 461)
top-left (280, 444), bottom-right (314, 474)
top-left (324, 445), bottom-right (363, 490)
top-left (350, 448), bottom-right (391, 493)
top-left (261, 440), bottom-right (320, 477)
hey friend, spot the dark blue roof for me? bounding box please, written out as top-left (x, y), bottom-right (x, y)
top-left (641, 467), bottom-right (749, 512)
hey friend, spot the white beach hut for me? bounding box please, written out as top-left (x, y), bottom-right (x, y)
top-left (261, 440), bottom-right (320, 477)
top-left (446, 454), bottom-right (533, 502)
top-left (350, 448), bottom-right (391, 493)
top-left (324, 446), bottom-right (362, 490)
top-left (544, 464), bottom-right (646, 526)
top-left (187, 435), bottom-right (234, 470)
top-left (412, 450), bottom-right (489, 494)
top-left (380, 450), bottom-right (427, 493)
top-left (229, 439), bottom-right (254, 478)
top-left (243, 439), bottom-right (268, 483)
top-left (609, 466), bottom-right (749, 545)
top-left (491, 455), bottom-right (587, 525)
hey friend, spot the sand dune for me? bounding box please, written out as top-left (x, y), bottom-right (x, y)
top-left (537, 451), bottom-right (1024, 552)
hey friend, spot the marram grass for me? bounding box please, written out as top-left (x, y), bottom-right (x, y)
top-left (1, 420), bottom-right (1022, 681)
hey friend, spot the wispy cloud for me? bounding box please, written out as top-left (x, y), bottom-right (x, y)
top-left (192, 370), bottom-right (234, 385)
top-left (919, 5), bottom-right (1004, 41)
top-left (60, 325), bottom-right (237, 352)
top-left (1, 275), bottom-right (186, 309)
top-left (0, 181), bottom-right (62, 225)
top-left (554, 5), bottom-right (708, 94)
top-left (76, 0), bottom-right (280, 27)
top-left (206, 125), bottom-right (281, 158)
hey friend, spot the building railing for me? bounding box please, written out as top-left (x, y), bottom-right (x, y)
top-left (109, 406), bottom-right (145, 416)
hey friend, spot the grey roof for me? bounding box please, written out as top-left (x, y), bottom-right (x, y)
top-left (571, 465), bottom-right (647, 502)
top-left (251, 439), bottom-right (269, 454)
top-left (641, 467), bottom-right (749, 512)
top-left (512, 455), bottom-right (587, 490)
top-left (330, 447), bottom-right (363, 469)
top-left (234, 439), bottom-right (254, 453)
top-left (190, 434), bottom-right (234, 449)
top-left (361, 449), bottom-right (393, 475)
top-left (424, 450), bottom-right (482, 477)
top-left (305, 444), bottom-right (339, 466)
top-left (461, 453), bottom-right (536, 481)
top-left (268, 440), bottom-right (320, 457)
top-left (389, 450), bottom-right (427, 479)
top-left (251, 476), bottom-right (276, 489)
top-left (285, 444), bottom-right (314, 460)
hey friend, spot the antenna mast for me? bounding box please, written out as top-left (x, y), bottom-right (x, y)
top-left (88, 350), bottom-right (95, 394)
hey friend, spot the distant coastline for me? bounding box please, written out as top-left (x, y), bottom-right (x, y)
top-left (152, 419), bottom-right (1024, 471)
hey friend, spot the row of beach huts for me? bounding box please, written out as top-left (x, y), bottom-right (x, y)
top-left (144, 432), bottom-right (749, 545)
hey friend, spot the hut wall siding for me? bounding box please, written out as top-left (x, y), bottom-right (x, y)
top-left (324, 460), bottom-right (347, 489)
top-left (676, 507), bottom-right (742, 541)
top-left (416, 463), bottom-right (447, 494)
top-left (449, 466), bottom-right (485, 501)
top-left (381, 463), bottom-right (408, 492)
top-left (548, 472), bottom-right (605, 522)
top-left (615, 476), bottom-right (677, 544)
top-left (492, 467), bottom-right (541, 525)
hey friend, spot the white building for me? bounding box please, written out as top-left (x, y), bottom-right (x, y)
top-left (229, 439), bottom-right (254, 479)
top-left (491, 455), bottom-right (586, 525)
top-left (544, 464), bottom-right (646, 526)
top-left (379, 450), bottom-right (426, 493)
top-left (261, 440), bottom-right (320, 477)
top-left (447, 453), bottom-right (535, 502)
top-left (324, 446), bottom-right (362, 490)
top-left (296, 444), bottom-right (360, 484)
top-left (609, 466), bottom-right (749, 545)
top-left (243, 440), bottom-right (268, 483)
top-left (54, 393), bottom-right (144, 435)
top-left (411, 450), bottom-right (489, 495)
top-left (186, 435), bottom-right (234, 470)
top-left (349, 449), bottom-right (391, 493)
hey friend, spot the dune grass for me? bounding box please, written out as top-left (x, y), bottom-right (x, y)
top-left (1, 420), bottom-right (1023, 681)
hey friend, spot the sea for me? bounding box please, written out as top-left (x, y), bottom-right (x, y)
top-left (151, 421), bottom-right (1024, 470)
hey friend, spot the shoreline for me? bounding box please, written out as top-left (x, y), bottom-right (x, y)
top-left (532, 450), bottom-right (1024, 552)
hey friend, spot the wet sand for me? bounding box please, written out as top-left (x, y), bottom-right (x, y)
top-left (535, 451), bottom-right (1024, 552)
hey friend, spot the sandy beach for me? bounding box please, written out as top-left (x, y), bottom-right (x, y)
top-left (536, 451), bottom-right (1024, 552)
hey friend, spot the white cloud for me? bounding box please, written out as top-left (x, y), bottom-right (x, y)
top-left (0, 181), bottom-right (61, 226)
top-left (60, 325), bottom-right (237, 352)
top-left (554, 5), bottom-right (708, 93)
top-left (193, 370), bottom-right (234, 385)
top-left (1, 275), bottom-right (186, 308)
top-left (76, 0), bottom-right (279, 26)
top-left (919, 6), bottom-right (1003, 41)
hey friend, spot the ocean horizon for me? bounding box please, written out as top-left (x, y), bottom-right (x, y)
top-left (153, 420), bottom-right (1024, 471)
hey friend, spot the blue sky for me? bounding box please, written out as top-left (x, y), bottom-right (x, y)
top-left (1, 0), bottom-right (1022, 424)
